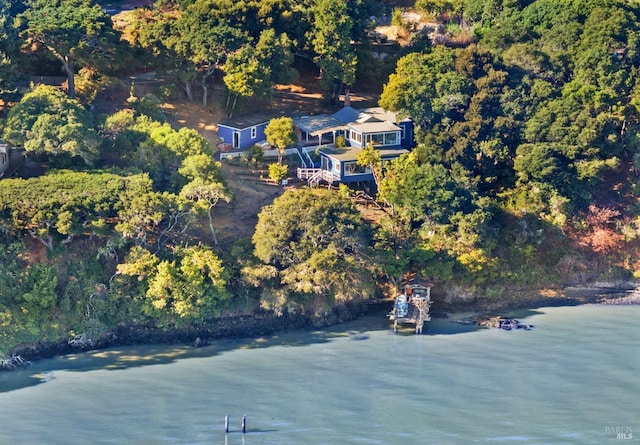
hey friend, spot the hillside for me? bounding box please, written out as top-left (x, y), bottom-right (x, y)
top-left (3, 0), bottom-right (640, 359)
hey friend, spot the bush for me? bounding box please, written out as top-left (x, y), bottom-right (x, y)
top-left (391, 8), bottom-right (404, 27)
top-left (268, 163), bottom-right (288, 184)
top-left (248, 144), bottom-right (264, 165)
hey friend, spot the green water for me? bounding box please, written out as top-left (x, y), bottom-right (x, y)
top-left (0, 305), bottom-right (638, 444)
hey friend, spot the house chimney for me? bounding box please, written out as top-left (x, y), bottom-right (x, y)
top-left (344, 89), bottom-right (351, 107)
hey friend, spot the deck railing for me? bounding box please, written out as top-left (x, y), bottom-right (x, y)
top-left (220, 147), bottom-right (299, 161)
top-left (297, 168), bottom-right (338, 187)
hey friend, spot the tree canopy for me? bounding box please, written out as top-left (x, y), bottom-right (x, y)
top-left (265, 116), bottom-right (296, 164)
top-left (20, 0), bottom-right (125, 98)
top-left (249, 188), bottom-right (375, 312)
top-left (309, 0), bottom-right (357, 102)
top-left (3, 85), bottom-right (100, 166)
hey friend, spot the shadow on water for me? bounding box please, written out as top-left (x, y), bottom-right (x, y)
top-left (0, 305), bottom-right (543, 393)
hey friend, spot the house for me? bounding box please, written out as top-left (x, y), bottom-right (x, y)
top-left (217, 112), bottom-right (282, 150)
top-left (361, 107), bottom-right (414, 149)
top-left (293, 106), bottom-right (414, 150)
top-left (0, 141), bottom-right (25, 179)
top-left (293, 113), bottom-right (345, 146)
top-left (315, 145), bottom-right (409, 185)
top-left (295, 106), bottom-right (415, 186)
top-left (0, 141), bottom-right (8, 177)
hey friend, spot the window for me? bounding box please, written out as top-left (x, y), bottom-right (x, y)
top-left (363, 131), bottom-right (400, 146)
top-left (344, 161), bottom-right (369, 176)
top-left (385, 132), bottom-right (399, 145)
top-left (371, 133), bottom-right (384, 145)
top-left (250, 126), bottom-right (257, 139)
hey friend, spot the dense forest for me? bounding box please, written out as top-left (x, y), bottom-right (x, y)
top-left (1, 0), bottom-right (639, 354)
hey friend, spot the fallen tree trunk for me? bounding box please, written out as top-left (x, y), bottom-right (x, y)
top-left (0, 354), bottom-right (31, 370)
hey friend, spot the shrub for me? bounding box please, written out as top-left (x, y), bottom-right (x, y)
top-left (268, 163), bottom-right (288, 184)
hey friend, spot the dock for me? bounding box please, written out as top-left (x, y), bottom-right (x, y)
top-left (387, 274), bottom-right (432, 334)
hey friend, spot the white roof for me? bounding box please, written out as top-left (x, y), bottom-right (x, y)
top-left (364, 107), bottom-right (410, 123)
top-left (349, 121), bottom-right (401, 133)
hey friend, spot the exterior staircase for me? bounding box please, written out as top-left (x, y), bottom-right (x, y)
top-left (296, 168), bottom-right (339, 187)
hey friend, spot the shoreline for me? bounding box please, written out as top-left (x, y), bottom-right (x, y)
top-left (434, 283), bottom-right (640, 315)
top-left (3, 285), bottom-right (639, 370)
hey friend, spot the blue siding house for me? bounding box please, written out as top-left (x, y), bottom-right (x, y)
top-left (295, 106), bottom-right (414, 187)
top-left (317, 146), bottom-right (409, 184)
top-left (217, 113), bottom-right (281, 150)
top-left (360, 107), bottom-right (414, 149)
top-left (293, 107), bottom-right (414, 151)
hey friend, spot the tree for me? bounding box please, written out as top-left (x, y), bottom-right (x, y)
top-left (116, 183), bottom-right (193, 253)
top-left (254, 28), bottom-right (298, 85)
top-left (221, 27), bottom-right (297, 115)
top-left (180, 178), bottom-right (231, 245)
top-left (0, 170), bottom-right (135, 249)
top-left (18, 263), bottom-right (58, 321)
top-left (251, 188), bottom-right (374, 310)
top-left (265, 117), bottom-right (296, 164)
top-left (0, 2), bottom-right (20, 108)
top-left (145, 246), bottom-right (230, 325)
top-left (380, 47), bottom-right (466, 127)
top-left (268, 162), bottom-right (288, 184)
top-left (513, 143), bottom-right (563, 185)
top-left (177, 0), bottom-right (296, 40)
top-left (177, 154), bottom-right (223, 184)
top-left (309, 0), bottom-right (357, 103)
top-left (379, 153), bottom-right (474, 226)
top-left (522, 81), bottom-right (622, 203)
top-left (356, 143), bottom-right (383, 195)
top-left (223, 44), bottom-right (272, 116)
top-left (128, 2), bottom-right (198, 101)
top-left (20, 0), bottom-right (123, 98)
top-left (172, 5), bottom-right (249, 106)
top-left (0, 52), bottom-right (19, 109)
top-left (117, 245), bottom-right (230, 326)
top-left (417, 0), bottom-right (464, 19)
top-left (3, 85), bottom-right (100, 166)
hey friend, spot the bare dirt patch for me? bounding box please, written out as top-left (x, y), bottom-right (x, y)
top-left (163, 98), bottom-right (223, 145)
top-left (212, 164), bottom-right (286, 246)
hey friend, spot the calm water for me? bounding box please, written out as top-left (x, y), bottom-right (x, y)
top-left (0, 305), bottom-right (638, 445)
